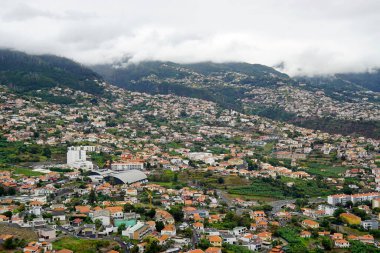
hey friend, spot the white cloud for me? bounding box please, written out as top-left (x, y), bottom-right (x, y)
top-left (0, 0), bottom-right (379, 76)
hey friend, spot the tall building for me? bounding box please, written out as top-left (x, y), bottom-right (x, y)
top-left (67, 146), bottom-right (93, 170)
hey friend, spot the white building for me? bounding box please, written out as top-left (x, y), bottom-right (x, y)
top-left (187, 152), bottom-right (215, 164)
top-left (328, 193), bottom-right (380, 205)
top-left (318, 205), bottom-right (338, 216)
top-left (67, 146), bottom-right (93, 170)
top-left (92, 210), bottom-right (111, 226)
top-left (111, 161), bottom-right (144, 171)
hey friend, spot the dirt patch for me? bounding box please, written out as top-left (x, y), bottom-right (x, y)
top-left (0, 223), bottom-right (38, 241)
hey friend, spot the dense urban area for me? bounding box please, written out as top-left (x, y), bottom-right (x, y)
top-left (1, 50), bottom-right (380, 253)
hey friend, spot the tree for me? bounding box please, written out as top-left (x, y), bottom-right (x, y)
top-left (345, 200), bottom-right (353, 208)
top-left (7, 187), bottom-right (16, 195)
top-left (155, 221), bottom-right (165, 232)
top-left (295, 198), bottom-right (309, 208)
top-left (197, 238), bottom-right (211, 250)
top-left (130, 246), bottom-right (139, 253)
top-left (42, 147), bottom-right (51, 158)
top-left (169, 207), bottom-right (184, 222)
top-left (2, 211), bottom-right (12, 218)
top-left (333, 207), bottom-right (346, 218)
top-left (95, 219), bottom-right (102, 230)
top-left (288, 243), bottom-right (309, 253)
top-left (146, 209), bottom-right (156, 219)
top-left (217, 177), bottom-right (225, 184)
top-left (0, 185), bottom-right (5, 196)
top-left (118, 224), bottom-right (126, 235)
top-left (145, 238), bottom-right (161, 253)
top-left (322, 237), bottom-right (333, 250)
top-left (88, 189), bottom-right (97, 204)
top-left (3, 238), bottom-right (15, 249)
top-left (124, 203), bottom-right (135, 212)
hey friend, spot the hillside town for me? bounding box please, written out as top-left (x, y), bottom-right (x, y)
top-left (1, 82), bottom-right (380, 253)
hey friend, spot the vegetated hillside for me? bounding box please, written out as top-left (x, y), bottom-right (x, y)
top-left (0, 49), bottom-right (104, 95)
top-left (296, 71), bottom-right (380, 100)
top-left (337, 70), bottom-right (380, 92)
top-left (289, 117), bottom-right (380, 139)
top-left (91, 60), bottom-right (380, 138)
top-left (91, 60), bottom-right (292, 111)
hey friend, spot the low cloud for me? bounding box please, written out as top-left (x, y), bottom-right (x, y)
top-left (0, 0), bottom-right (379, 76)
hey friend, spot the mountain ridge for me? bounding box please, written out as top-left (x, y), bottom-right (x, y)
top-left (0, 49), bottom-right (104, 96)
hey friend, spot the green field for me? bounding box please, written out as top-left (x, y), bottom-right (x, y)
top-left (53, 237), bottom-right (116, 253)
top-left (228, 176), bottom-right (336, 199)
top-left (228, 178), bottom-right (287, 200)
top-left (0, 167), bottom-right (43, 177)
top-left (301, 162), bottom-right (348, 178)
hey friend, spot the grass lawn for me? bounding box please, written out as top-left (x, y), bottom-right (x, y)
top-left (280, 177), bottom-right (335, 197)
top-left (178, 171), bottom-right (250, 189)
top-left (53, 237), bottom-right (117, 253)
top-left (228, 179), bottom-right (287, 200)
top-left (263, 142), bottom-right (275, 154)
top-left (335, 225), bottom-right (368, 236)
top-left (0, 167), bottom-right (43, 177)
top-left (300, 162), bottom-right (348, 178)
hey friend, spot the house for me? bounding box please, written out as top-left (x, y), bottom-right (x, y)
top-left (318, 231), bottom-right (330, 237)
top-left (75, 206), bottom-right (91, 214)
top-left (158, 234), bottom-right (170, 245)
top-left (250, 211), bottom-right (266, 219)
top-left (317, 205), bottom-right (337, 216)
top-left (241, 238), bottom-right (262, 251)
top-left (161, 224), bottom-right (176, 237)
top-left (37, 227), bottom-right (56, 239)
top-left (361, 220), bottom-right (379, 230)
top-left (331, 233), bottom-right (343, 240)
top-left (204, 228), bottom-right (220, 236)
top-left (51, 210), bottom-right (66, 223)
top-left (335, 239), bottom-right (350, 248)
top-left (155, 210), bottom-right (175, 224)
top-left (302, 219), bottom-right (319, 229)
top-left (187, 250), bottom-right (205, 253)
top-left (269, 246), bottom-right (284, 253)
top-left (257, 232), bottom-right (271, 242)
top-left (208, 235), bottom-right (222, 247)
top-left (81, 224), bottom-right (96, 236)
top-left (205, 247), bottom-right (222, 253)
top-left (300, 231), bottom-right (311, 238)
top-left (221, 233), bottom-right (237, 244)
top-left (0, 215), bottom-right (9, 222)
top-left (358, 234), bottom-right (375, 244)
top-left (92, 209), bottom-right (111, 226)
top-left (232, 226), bottom-right (247, 235)
top-left (193, 222), bottom-right (204, 233)
top-left (105, 206), bottom-right (123, 219)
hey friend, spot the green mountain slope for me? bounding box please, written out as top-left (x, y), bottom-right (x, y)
top-left (0, 49), bottom-right (104, 95)
top-left (90, 61), bottom-right (292, 111)
top-left (337, 70), bottom-right (380, 92)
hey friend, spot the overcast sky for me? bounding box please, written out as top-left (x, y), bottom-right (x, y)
top-left (1, 0), bottom-right (380, 76)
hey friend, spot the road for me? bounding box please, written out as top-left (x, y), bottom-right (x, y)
top-left (215, 190), bottom-right (247, 215)
top-left (216, 189), bottom-right (326, 215)
top-left (270, 197), bottom-right (326, 214)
